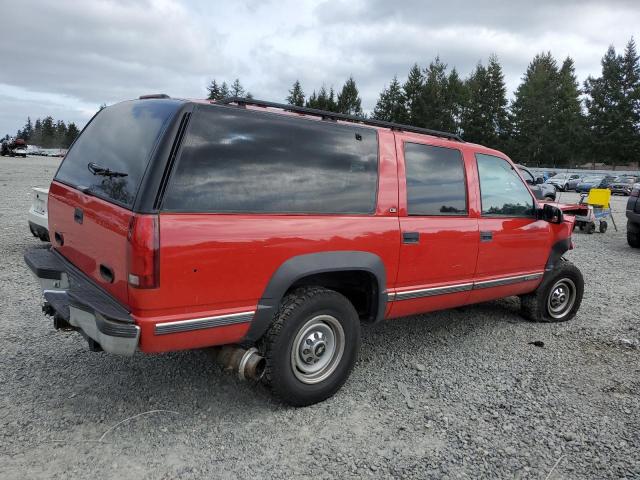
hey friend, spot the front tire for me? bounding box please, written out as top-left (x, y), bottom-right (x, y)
top-left (520, 261), bottom-right (584, 323)
top-left (261, 287), bottom-right (360, 406)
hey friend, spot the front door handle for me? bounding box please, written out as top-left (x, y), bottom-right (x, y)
top-left (402, 232), bottom-right (420, 244)
top-left (480, 231), bottom-right (493, 242)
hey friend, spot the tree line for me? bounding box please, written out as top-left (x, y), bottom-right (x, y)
top-left (208, 38), bottom-right (639, 168)
top-left (5, 116), bottom-right (80, 149)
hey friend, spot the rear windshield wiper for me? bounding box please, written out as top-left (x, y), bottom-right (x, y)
top-left (88, 162), bottom-right (128, 178)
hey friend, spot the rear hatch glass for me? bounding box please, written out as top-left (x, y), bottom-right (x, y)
top-left (49, 99), bottom-right (181, 304)
top-left (55, 99), bottom-right (181, 209)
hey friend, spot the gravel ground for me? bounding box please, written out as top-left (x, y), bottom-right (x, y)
top-left (1, 156), bottom-right (639, 479)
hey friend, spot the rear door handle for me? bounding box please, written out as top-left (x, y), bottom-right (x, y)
top-left (402, 232), bottom-right (420, 244)
top-left (74, 208), bottom-right (83, 224)
top-left (480, 231), bottom-right (493, 242)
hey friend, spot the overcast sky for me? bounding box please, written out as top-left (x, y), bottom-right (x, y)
top-left (1, 0), bottom-right (639, 136)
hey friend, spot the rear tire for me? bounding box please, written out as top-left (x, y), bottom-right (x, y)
top-left (628, 221), bottom-right (640, 248)
top-left (520, 260), bottom-right (584, 323)
top-left (261, 287), bottom-right (360, 407)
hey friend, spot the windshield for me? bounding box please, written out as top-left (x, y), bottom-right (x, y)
top-left (583, 177), bottom-right (603, 183)
top-left (615, 177), bottom-right (635, 183)
top-left (552, 173), bottom-right (569, 179)
top-left (55, 99), bottom-right (181, 209)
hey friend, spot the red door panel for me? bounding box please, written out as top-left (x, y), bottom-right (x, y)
top-left (388, 134), bottom-right (479, 318)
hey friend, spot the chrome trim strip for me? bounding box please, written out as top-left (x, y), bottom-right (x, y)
top-left (154, 311), bottom-right (254, 335)
top-left (472, 273), bottom-right (543, 290)
top-left (389, 272), bottom-right (544, 302)
top-left (393, 283), bottom-right (473, 302)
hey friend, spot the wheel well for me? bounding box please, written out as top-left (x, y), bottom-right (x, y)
top-left (287, 270), bottom-right (379, 322)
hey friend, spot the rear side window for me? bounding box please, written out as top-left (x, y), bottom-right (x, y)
top-left (404, 143), bottom-right (467, 215)
top-left (162, 106), bottom-right (378, 214)
top-left (476, 153), bottom-right (534, 216)
top-left (55, 100), bottom-right (180, 209)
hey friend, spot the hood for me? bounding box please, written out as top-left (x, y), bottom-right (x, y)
top-left (554, 203), bottom-right (589, 216)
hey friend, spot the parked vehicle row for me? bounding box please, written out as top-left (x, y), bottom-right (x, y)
top-left (23, 95), bottom-right (588, 405)
top-left (1, 138), bottom-right (28, 157)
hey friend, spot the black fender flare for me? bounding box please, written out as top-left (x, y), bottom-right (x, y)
top-left (243, 251), bottom-right (388, 344)
top-left (545, 238), bottom-right (572, 273)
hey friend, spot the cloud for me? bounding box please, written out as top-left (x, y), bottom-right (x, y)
top-left (0, 0), bottom-right (639, 136)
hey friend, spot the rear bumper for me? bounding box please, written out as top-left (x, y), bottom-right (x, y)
top-left (24, 247), bottom-right (139, 355)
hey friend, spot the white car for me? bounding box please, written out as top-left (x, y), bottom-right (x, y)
top-left (546, 173), bottom-right (582, 191)
top-left (28, 187), bottom-right (49, 241)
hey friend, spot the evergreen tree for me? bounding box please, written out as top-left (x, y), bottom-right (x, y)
top-left (31, 119), bottom-right (43, 146)
top-left (230, 78), bottom-right (245, 97)
top-left (510, 52), bottom-right (561, 166)
top-left (486, 54), bottom-right (509, 142)
top-left (327, 87), bottom-right (337, 112)
top-left (286, 80), bottom-right (305, 106)
top-left (461, 56), bottom-right (510, 147)
top-left (55, 120), bottom-right (68, 147)
top-left (460, 62), bottom-right (493, 144)
top-left (403, 63), bottom-right (424, 125)
top-left (554, 57), bottom-right (585, 166)
top-left (207, 79), bottom-right (222, 100)
top-left (420, 57), bottom-right (455, 131)
top-left (446, 68), bottom-right (465, 133)
top-left (337, 77), bottom-right (363, 116)
top-left (19, 117), bottom-right (33, 141)
top-left (306, 85), bottom-right (336, 111)
top-left (41, 116), bottom-right (56, 148)
top-left (220, 82), bottom-right (230, 99)
top-left (584, 40), bottom-right (640, 168)
top-left (64, 123), bottom-right (80, 148)
top-left (373, 75), bottom-right (408, 123)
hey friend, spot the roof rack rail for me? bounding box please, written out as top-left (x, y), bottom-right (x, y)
top-left (218, 97), bottom-right (463, 142)
top-left (139, 93), bottom-right (170, 99)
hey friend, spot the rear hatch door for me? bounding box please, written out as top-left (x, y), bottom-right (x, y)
top-left (48, 99), bottom-right (181, 304)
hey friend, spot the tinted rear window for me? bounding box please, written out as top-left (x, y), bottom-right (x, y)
top-left (404, 143), bottom-right (467, 215)
top-left (55, 100), bottom-right (180, 208)
top-left (162, 106), bottom-right (379, 213)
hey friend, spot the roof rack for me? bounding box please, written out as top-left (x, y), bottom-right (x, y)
top-left (139, 93), bottom-right (170, 99)
top-left (218, 97), bottom-right (463, 142)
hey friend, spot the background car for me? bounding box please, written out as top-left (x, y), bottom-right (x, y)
top-left (517, 164), bottom-right (556, 200)
top-left (610, 175), bottom-right (640, 195)
top-left (546, 172), bottom-right (583, 191)
top-left (575, 175), bottom-right (616, 193)
top-left (28, 187), bottom-right (49, 241)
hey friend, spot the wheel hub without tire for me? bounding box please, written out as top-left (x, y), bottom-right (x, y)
top-left (291, 315), bottom-right (345, 384)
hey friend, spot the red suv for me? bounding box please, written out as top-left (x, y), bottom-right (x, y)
top-left (25, 96), bottom-right (586, 406)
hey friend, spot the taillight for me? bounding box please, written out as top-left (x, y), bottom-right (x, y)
top-left (127, 215), bottom-right (159, 289)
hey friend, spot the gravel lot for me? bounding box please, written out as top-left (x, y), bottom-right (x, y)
top-left (1, 155), bottom-right (639, 479)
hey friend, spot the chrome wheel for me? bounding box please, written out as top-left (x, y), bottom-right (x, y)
top-left (547, 278), bottom-right (577, 319)
top-left (290, 314), bottom-right (345, 384)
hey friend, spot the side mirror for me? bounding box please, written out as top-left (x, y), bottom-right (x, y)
top-left (536, 177), bottom-right (544, 184)
top-left (539, 204), bottom-right (564, 224)
top-left (525, 179), bottom-right (534, 186)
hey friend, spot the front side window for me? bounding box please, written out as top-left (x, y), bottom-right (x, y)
top-left (162, 106), bottom-right (378, 214)
top-left (476, 153), bottom-right (535, 217)
top-left (404, 143), bottom-right (467, 216)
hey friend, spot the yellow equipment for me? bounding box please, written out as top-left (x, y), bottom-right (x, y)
top-left (575, 188), bottom-right (617, 234)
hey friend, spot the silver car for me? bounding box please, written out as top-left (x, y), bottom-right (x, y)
top-left (546, 173), bottom-right (582, 191)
